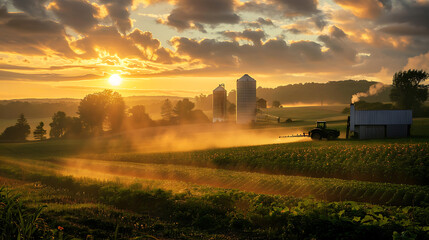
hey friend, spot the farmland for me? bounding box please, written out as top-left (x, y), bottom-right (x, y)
top-left (0, 108), bottom-right (429, 239)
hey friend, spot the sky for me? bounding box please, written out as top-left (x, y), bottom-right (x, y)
top-left (0, 0), bottom-right (428, 99)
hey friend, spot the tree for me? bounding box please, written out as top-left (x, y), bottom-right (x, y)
top-left (161, 99), bottom-right (173, 122)
top-left (0, 114), bottom-right (30, 141)
top-left (49, 112), bottom-right (83, 138)
top-left (390, 69), bottom-right (428, 110)
top-left (78, 90), bottom-right (125, 134)
top-left (272, 100), bottom-right (281, 108)
top-left (129, 105), bottom-right (154, 128)
top-left (173, 98), bottom-right (195, 119)
top-left (227, 102), bottom-right (236, 115)
top-left (106, 90), bottom-right (126, 132)
top-left (33, 122), bottom-right (47, 140)
top-left (49, 111), bottom-right (68, 138)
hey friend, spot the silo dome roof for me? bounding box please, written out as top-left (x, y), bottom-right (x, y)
top-left (213, 84), bottom-right (226, 92)
top-left (237, 74), bottom-right (256, 82)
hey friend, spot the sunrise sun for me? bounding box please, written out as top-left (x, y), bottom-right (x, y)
top-left (108, 74), bottom-right (122, 86)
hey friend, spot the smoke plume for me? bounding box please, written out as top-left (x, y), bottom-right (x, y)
top-left (351, 83), bottom-right (384, 103)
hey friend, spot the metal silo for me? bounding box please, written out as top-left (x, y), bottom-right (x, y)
top-left (213, 84), bottom-right (227, 122)
top-left (236, 74), bottom-right (256, 124)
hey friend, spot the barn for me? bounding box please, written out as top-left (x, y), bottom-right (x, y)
top-left (349, 104), bottom-right (412, 139)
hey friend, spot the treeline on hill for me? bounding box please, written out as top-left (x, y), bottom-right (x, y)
top-left (257, 80), bottom-right (392, 105)
top-left (0, 90), bottom-right (209, 142)
top-left (0, 101), bottom-right (79, 119)
top-left (0, 96), bottom-right (184, 119)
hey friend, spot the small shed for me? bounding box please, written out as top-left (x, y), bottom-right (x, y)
top-left (349, 104), bottom-right (412, 139)
top-left (257, 98), bottom-right (267, 109)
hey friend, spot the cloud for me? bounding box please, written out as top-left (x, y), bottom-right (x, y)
top-left (0, 69), bottom-right (101, 81)
top-left (377, 1), bottom-right (429, 36)
top-left (170, 34), bottom-right (359, 73)
top-left (239, 0), bottom-right (319, 17)
top-left (49, 0), bottom-right (100, 33)
top-left (378, 23), bottom-right (429, 36)
top-left (257, 17), bottom-right (274, 26)
top-left (221, 29), bottom-right (266, 45)
top-left (0, 7), bottom-right (77, 57)
top-left (317, 26), bottom-right (356, 62)
top-left (12, 0), bottom-right (48, 18)
top-left (282, 14), bottom-right (327, 35)
top-left (0, 63), bottom-right (95, 70)
top-left (158, 0), bottom-right (240, 32)
top-left (334, 0), bottom-right (391, 19)
top-left (403, 51), bottom-right (429, 71)
top-left (100, 0), bottom-right (133, 34)
top-left (72, 26), bottom-right (181, 64)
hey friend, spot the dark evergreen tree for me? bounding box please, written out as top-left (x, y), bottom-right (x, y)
top-left (33, 122), bottom-right (47, 140)
top-left (0, 114), bottom-right (30, 141)
top-left (161, 99), bottom-right (173, 122)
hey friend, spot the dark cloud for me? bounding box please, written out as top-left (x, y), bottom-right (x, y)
top-left (50, 0), bottom-right (99, 33)
top-left (159, 0), bottom-right (240, 32)
top-left (0, 8), bottom-right (77, 57)
top-left (312, 14), bottom-right (327, 30)
top-left (221, 29), bottom-right (266, 46)
top-left (257, 17), bottom-right (274, 26)
top-left (317, 26), bottom-right (356, 62)
top-left (378, 1), bottom-right (429, 33)
top-left (330, 25), bottom-right (347, 38)
top-left (128, 29), bottom-right (160, 50)
top-left (170, 34), bottom-right (358, 73)
top-left (240, 0), bottom-right (319, 17)
top-left (100, 0), bottom-right (132, 34)
top-left (282, 15), bottom-right (326, 35)
top-left (242, 18), bottom-right (274, 28)
top-left (12, 0), bottom-right (48, 18)
top-left (378, 24), bottom-right (429, 36)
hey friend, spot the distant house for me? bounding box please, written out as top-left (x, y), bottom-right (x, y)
top-left (257, 98), bottom-right (267, 109)
top-left (349, 104), bottom-right (412, 139)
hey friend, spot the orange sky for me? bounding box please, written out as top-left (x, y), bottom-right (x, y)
top-left (0, 0), bottom-right (428, 99)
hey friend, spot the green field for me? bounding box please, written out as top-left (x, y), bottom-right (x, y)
top-left (1, 107), bottom-right (429, 239)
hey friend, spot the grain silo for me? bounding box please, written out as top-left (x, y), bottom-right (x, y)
top-left (213, 84), bottom-right (227, 122)
top-left (236, 74), bottom-right (256, 124)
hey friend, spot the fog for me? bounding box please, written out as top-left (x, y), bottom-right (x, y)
top-left (82, 123), bottom-right (310, 154)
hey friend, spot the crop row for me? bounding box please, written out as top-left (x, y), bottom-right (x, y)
top-left (2, 159), bottom-right (429, 207)
top-left (87, 142), bottom-right (429, 185)
top-left (1, 168), bottom-right (429, 240)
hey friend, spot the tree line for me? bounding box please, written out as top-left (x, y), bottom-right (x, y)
top-left (0, 90), bottom-right (209, 142)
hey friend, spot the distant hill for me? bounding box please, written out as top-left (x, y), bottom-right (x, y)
top-left (256, 80), bottom-right (391, 106)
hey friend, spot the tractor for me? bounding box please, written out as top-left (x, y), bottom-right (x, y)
top-left (309, 121), bottom-right (340, 140)
top-left (279, 121), bottom-right (340, 140)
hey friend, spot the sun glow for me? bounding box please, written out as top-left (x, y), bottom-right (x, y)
top-left (109, 74), bottom-right (122, 86)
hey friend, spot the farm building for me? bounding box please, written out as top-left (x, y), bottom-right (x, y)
top-left (212, 84), bottom-right (227, 122)
top-left (349, 104), bottom-right (412, 139)
top-left (236, 74), bottom-right (257, 124)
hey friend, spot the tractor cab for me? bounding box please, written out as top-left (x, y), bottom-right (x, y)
top-left (316, 121), bottom-right (326, 129)
top-left (309, 121), bottom-right (340, 140)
